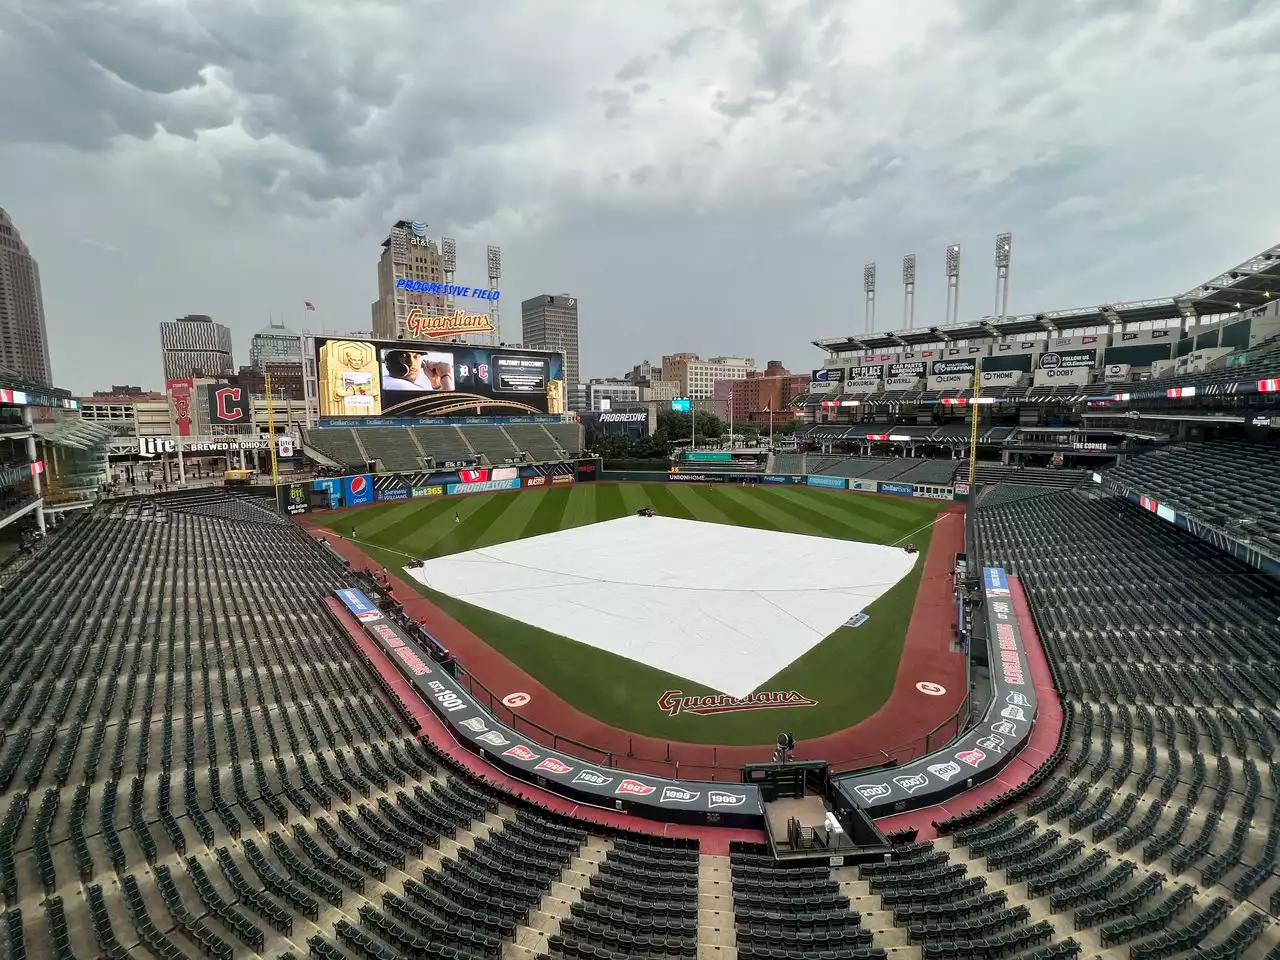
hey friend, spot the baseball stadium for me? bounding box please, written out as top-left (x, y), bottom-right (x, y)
top-left (2, 239), bottom-right (1280, 960)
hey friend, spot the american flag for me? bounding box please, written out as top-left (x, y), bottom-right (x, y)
top-left (304, 301), bottom-right (316, 311)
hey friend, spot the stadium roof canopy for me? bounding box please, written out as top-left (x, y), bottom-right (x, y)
top-left (814, 241), bottom-right (1280, 354)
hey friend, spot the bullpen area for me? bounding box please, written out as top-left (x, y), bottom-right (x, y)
top-left (317, 481), bottom-right (956, 751)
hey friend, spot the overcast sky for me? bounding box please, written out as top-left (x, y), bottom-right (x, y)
top-left (2, 0), bottom-right (1277, 395)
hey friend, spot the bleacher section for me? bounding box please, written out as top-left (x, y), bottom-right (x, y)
top-left (806, 455), bottom-right (960, 485)
top-left (304, 428), bottom-right (367, 469)
top-left (773, 453), bottom-right (806, 474)
top-left (1103, 441), bottom-right (1280, 555)
top-left (408, 425), bottom-right (474, 463)
top-left (0, 491), bottom-right (713, 960)
top-left (902, 490), bottom-right (1280, 959)
top-left (305, 421), bottom-right (585, 472)
top-left (355, 427), bottom-right (425, 472)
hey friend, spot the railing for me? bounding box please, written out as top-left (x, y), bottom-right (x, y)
top-left (452, 660), bottom-right (972, 782)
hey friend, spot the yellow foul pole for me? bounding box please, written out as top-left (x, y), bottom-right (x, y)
top-left (265, 371), bottom-right (281, 488)
top-left (968, 359), bottom-right (981, 491)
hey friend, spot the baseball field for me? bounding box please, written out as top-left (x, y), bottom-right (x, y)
top-left (319, 481), bottom-right (945, 745)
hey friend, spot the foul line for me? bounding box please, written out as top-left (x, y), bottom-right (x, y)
top-left (889, 510), bottom-right (955, 548)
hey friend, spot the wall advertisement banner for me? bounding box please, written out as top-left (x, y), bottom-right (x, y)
top-left (345, 590), bottom-right (762, 827)
top-left (762, 475), bottom-right (806, 485)
top-left (668, 473), bottom-right (726, 483)
top-left (836, 565), bottom-right (1036, 815)
top-left (884, 376), bottom-right (920, 389)
top-left (843, 378), bottom-right (883, 392)
top-left (981, 370), bottom-right (1018, 385)
top-left (411, 484), bottom-right (445, 498)
top-left (806, 475), bottom-right (847, 489)
top-left (446, 478), bottom-right (521, 495)
top-left (931, 359), bottom-right (976, 376)
top-left (811, 368), bottom-right (846, 384)
top-left (1038, 349), bottom-right (1097, 369)
top-left (375, 487), bottom-right (410, 501)
top-left (1104, 363), bottom-right (1131, 382)
top-left (850, 365), bottom-right (884, 378)
top-left (879, 482), bottom-right (914, 497)
top-left (927, 374), bottom-right (972, 391)
top-left (848, 479), bottom-right (878, 493)
top-left (1033, 367), bottom-right (1091, 388)
top-left (912, 485), bottom-right (954, 500)
top-left (888, 361), bottom-right (926, 377)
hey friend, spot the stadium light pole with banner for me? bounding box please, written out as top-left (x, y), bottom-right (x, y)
top-left (902, 254), bottom-right (917, 329)
top-left (863, 263), bottom-right (876, 334)
top-left (264, 370), bottom-right (280, 487)
top-left (441, 236), bottom-right (458, 317)
top-left (945, 244), bottom-right (961, 327)
top-left (968, 357), bottom-right (981, 492)
top-left (487, 245), bottom-right (502, 346)
top-left (995, 232), bottom-right (1012, 321)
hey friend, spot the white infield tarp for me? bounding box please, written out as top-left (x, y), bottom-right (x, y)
top-left (405, 515), bottom-right (917, 699)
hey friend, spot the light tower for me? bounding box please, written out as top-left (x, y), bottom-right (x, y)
top-left (994, 232), bottom-right (1012, 320)
top-left (487, 245), bottom-right (502, 345)
top-left (944, 244), bottom-right (961, 327)
top-left (863, 263), bottom-right (877, 334)
top-left (442, 236), bottom-right (458, 318)
top-left (902, 254), bottom-right (917, 329)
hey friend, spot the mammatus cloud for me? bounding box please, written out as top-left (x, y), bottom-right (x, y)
top-left (1, 0), bottom-right (1277, 392)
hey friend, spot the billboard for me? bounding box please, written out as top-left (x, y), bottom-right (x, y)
top-left (888, 361), bottom-right (926, 377)
top-left (584, 411), bottom-right (650, 438)
top-left (931, 359), bottom-right (976, 376)
top-left (981, 370), bottom-right (1018, 386)
top-left (1104, 363), bottom-right (1131, 382)
top-left (879, 482), bottom-right (914, 497)
top-left (1033, 367), bottom-right (1091, 388)
top-left (1038, 349), bottom-right (1097, 369)
top-left (315, 337), bottom-right (565, 418)
top-left (806, 475), bottom-right (846, 489)
top-left (208, 385), bottom-right (250, 425)
top-left (166, 379), bottom-right (194, 437)
top-left (885, 376), bottom-right (920, 389)
top-left (927, 374), bottom-right (972, 391)
top-left (811, 368), bottom-right (845, 384)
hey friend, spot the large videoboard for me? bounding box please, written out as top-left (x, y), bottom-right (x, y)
top-left (315, 338), bottom-right (566, 418)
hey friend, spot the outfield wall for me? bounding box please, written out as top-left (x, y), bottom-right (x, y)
top-left (601, 468), bottom-right (961, 501)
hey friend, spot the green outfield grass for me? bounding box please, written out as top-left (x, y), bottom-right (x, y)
top-left (321, 482), bottom-right (942, 744)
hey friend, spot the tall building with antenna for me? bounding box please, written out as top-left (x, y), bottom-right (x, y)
top-left (371, 221), bottom-right (501, 346)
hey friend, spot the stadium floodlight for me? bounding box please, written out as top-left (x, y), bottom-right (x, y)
top-left (1100, 304), bottom-right (1122, 325)
top-left (902, 254), bottom-right (916, 284)
top-left (487, 245), bottom-right (502, 279)
top-left (995, 232), bottom-right (1011, 267)
top-left (441, 236), bottom-right (458, 272)
top-left (944, 244), bottom-right (961, 326)
top-left (864, 263), bottom-right (877, 333)
top-left (863, 263), bottom-right (877, 293)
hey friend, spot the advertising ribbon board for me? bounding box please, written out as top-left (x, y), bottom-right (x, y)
top-left (835, 566), bottom-right (1037, 816)
top-left (806, 475), bottom-right (847, 489)
top-left (341, 590), bottom-right (763, 827)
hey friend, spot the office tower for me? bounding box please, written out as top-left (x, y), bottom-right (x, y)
top-left (0, 207), bottom-right (54, 383)
top-left (160, 314), bottom-right (234, 380)
top-left (521, 294), bottom-right (580, 393)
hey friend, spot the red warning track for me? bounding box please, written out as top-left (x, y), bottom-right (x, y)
top-left (304, 501), bottom-right (967, 782)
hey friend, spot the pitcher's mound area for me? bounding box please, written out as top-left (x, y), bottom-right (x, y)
top-left (405, 514), bottom-right (917, 699)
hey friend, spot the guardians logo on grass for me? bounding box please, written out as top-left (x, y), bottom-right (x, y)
top-left (657, 689), bottom-right (818, 717)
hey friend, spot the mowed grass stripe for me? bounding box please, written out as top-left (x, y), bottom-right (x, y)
top-left (661, 483), bottom-right (738, 524)
top-left (765, 487), bottom-right (903, 542)
top-left (521, 488), bottom-right (574, 540)
top-left (593, 481), bottom-right (629, 521)
top-left (717, 486), bottom-right (831, 537)
top-left (639, 483), bottom-right (697, 520)
top-left (695, 485), bottom-right (781, 531)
